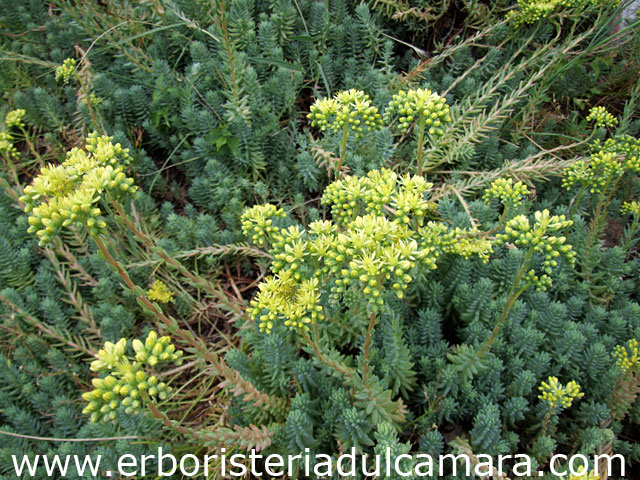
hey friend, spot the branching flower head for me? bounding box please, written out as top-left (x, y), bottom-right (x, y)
top-left (83, 331), bottom-right (182, 423)
top-left (483, 177), bottom-right (530, 208)
top-left (308, 89), bottom-right (382, 139)
top-left (614, 338), bottom-right (639, 374)
top-left (5, 109), bottom-right (26, 129)
top-left (20, 132), bottom-right (137, 245)
top-left (384, 88), bottom-right (450, 136)
top-left (496, 210), bottom-right (575, 290)
top-left (250, 271), bottom-right (324, 334)
top-left (55, 57), bottom-right (77, 84)
top-left (586, 106), bottom-right (617, 128)
top-left (538, 376), bottom-right (584, 409)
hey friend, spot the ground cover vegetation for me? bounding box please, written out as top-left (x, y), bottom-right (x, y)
top-left (1, 0), bottom-right (640, 478)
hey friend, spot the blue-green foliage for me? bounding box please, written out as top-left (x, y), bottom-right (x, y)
top-left (223, 194), bottom-right (640, 477)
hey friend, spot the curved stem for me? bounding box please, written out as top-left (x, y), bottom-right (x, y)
top-left (416, 114), bottom-right (426, 176)
top-left (110, 200), bottom-right (243, 317)
top-left (336, 124), bottom-right (349, 179)
top-left (478, 247), bottom-right (535, 357)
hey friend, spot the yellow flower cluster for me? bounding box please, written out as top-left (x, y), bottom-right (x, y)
top-left (496, 210), bottom-right (575, 290)
top-left (55, 57), bottom-right (77, 84)
top-left (146, 280), bottom-right (174, 304)
top-left (613, 338), bottom-right (639, 373)
top-left (0, 131), bottom-right (19, 159)
top-left (83, 332), bottom-right (182, 423)
top-left (621, 201), bottom-right (640, 216)
top-left (244, 169), bottom-right (493, 334)
top-left (307, 89), bottom-right (383, 139)
top-left (20, 132), bottom-right (137, 245)
top-left (250, 271), bottom-right (324, 334)
top-left (506, 0), bottom-right (618, 26)
top-left (538, 376), bottom-right (584, 409)
top-left (5, 109), bottom-right (26, 129)
top-left (586, 106), bottom-right (618, 128)
top-left (563, 135), bottom-right (640, 194)
top-left (483, 178), bottom-right (530, 208)
top-left (321, 168), bottom-right (435, 225)
top-left (383, 88), bottom-right (451, 135)
top-left (241, 203), bottom-right (286, 246)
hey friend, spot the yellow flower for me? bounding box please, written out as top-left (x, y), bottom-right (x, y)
top-left (147, 280), bottom-right (174, 304)
top-left (55, 57), bottom-right (77, 84)
top-left (20, 132), bottom-right (136, 245)
top-left (538, 376), bottom-right (584, 409)
top-left (483, 177), bottom-right (530, 208)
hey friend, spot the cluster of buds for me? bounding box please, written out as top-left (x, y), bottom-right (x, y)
top-left (621, 201), bottom-right (640, 216)
top-left (82, 332), bottom-right (183, 423)
top-left (496, 210), bottom-right (575, 290)
top-left (0, 132), bottom-right (20, 160)
top-left (586, 106), bottom-right (618, 128)
top-left (506, 0), bottom-right (618, 27)
top-left (564, 466), bottom-right (600, 480)
top-left (383, 88), bottom-right (451, 136)
top-left (321, 168), bottom-right (435, 226)
top-left (564, 135), bottom-right (640, 194)
top-left (538, 376), bottom-right (584, 409)
top-left (55, 57), bottom-right (77, 84)
top-left (5, 109), bottom-right (26, 129)
top-left (307, 89), bottom-right (382, 140)
top-left (241, 203), bottom-right (286, 246)
top-left (483, 177), bottom-right (530, 209)
top-left (146, 279), bottom-right (175, 304)
top-left (20, 132), bottom-right (137, 245)
top-left (613, 338), bottom-right (639, 374)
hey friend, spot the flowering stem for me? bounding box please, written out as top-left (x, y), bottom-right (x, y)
top-left (478, 247), bottom-right (535, 357)
top-left (416, 114), bottom-right (426, 177)
top-left (361, 312), bottom-right (377, 384)
top-left (336, 124), bottom-right (349, 179)
top-left (622, 215), bottom-right (640, 252)
top-left (301, 329), bottom-right (353, 378)
top-left (91, 234), bottom-right (242, 377)
top-left (1, 153), bottom-right (19, 186)
top-left (540, 407), bottom-right (554, 436)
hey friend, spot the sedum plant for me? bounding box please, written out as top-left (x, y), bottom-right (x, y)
top-left (242, 168), bottom-right (492, 335)
top-left (227, 167), bottom-right (608, 471)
